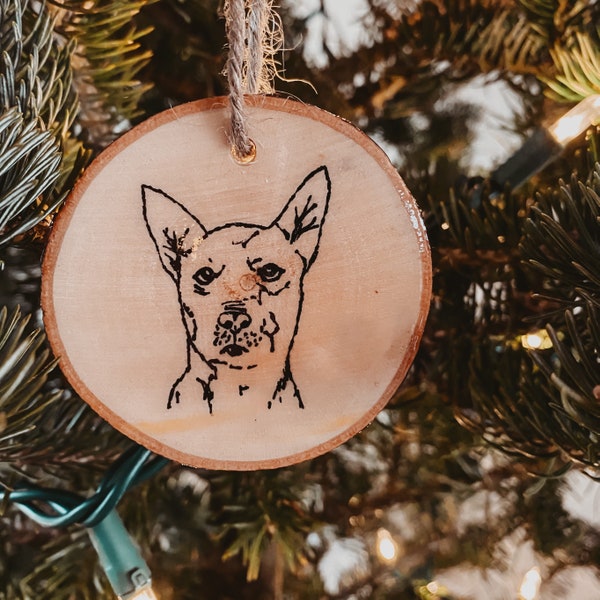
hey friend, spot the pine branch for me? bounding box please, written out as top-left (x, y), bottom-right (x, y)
top-left (521, 165), bottom-right (600, 311)
top-left (213, 470), bottom-right (312, 581)
top-left (546, 30), bottom-right (600, 101)
top-left (304, 0), bottom-right (548, 124)
top-left (516, 0), bottom-right (597, 40)
top-left (135, 0), bottom-right (226, 106)
top-left (0, 0), bottom-right (76, 130)
top-left (0, 0), bottom-right (86, 247)
top-left (0, 305), bottom-right (63, 477)
top-left (0, 303), bottom-right (129, 484)
top-left (456, 340), bottom-right (566, 465)
top-left (16, 528), bottom-right (109, 600)
top-left (49, 0), bottom-right (156, 148)
top-left (0, 108), bottom-right (61, 244)
top-left (444, 162), bottom-right (600, 472)
top-left (522, 304), bottom-right (600, 472)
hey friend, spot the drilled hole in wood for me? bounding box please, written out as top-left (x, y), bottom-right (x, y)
top-left (231, 139), bottom-right (257, 164)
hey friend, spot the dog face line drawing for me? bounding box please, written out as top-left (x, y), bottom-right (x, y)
top-left (142, 165), bottom-right (331, 414)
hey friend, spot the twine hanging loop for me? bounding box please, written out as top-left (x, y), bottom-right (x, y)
top-left (224, 0), bottom-right (280, 163)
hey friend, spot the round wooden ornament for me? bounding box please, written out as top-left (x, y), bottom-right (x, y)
top-left (42, 96), bottom-right (431, 470)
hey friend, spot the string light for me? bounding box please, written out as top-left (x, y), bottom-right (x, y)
top-left (491, 94), bottom-right (600, 191)
top-left (416, 580), bottom-right (450, 599)
top-left (518, 566), bottom-right (542, 600)
top-left (88, 509), bottom-right (158, 600)
top-left (548, 95), bottom-right (600, 145)
top-left (521, 329), bottom-right (553, 350)
top-left (126, 588), bottom-right (159, 600)
top-left (426, 581), bottom-right (441, 594)
top-left (375, 528), bottom-right (399, 564)
top-left (2, 444), bottom-right (168, 600)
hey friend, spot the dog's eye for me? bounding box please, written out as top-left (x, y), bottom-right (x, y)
top-left (257, 263), bottom-right (285, 282)
top-left (193, 266), bottom-right (219, 286)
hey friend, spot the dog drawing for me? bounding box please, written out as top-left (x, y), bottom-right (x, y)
top-left (142, 165), bottom-right (331, 414)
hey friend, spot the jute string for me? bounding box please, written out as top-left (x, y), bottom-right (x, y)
top-left (224, 0), bottom-right (280, 162)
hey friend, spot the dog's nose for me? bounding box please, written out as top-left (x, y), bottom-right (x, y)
top-left (218, 310), bottom-right (252, 333)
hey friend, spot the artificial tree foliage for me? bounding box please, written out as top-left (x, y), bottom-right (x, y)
top-left (1, 0), bottom-right (600, 598)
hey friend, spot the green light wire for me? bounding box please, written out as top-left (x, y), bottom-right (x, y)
top-left (2, 444), bottom-right (169, 599)
top-left (2, 444), bottom-right (169, 528)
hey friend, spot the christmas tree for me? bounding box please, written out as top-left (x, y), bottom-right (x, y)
top-left (2, 0), bottom-right (600, 598)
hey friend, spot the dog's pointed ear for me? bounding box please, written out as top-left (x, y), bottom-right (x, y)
top-left (272, 165), bottom-right (331, 269)
top-left (142, 185), bottom-right (207, 282)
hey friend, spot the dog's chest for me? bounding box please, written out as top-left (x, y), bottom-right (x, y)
top-left (206, 370), bottom-right (292, 417)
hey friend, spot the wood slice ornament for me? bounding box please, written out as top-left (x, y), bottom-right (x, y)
top-left (42, 96), bottom-right (432, 470)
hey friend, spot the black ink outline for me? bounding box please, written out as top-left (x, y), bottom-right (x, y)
top-left (141, 165), bottom-right (331, 414)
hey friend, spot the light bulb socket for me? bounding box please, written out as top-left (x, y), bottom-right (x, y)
top-left (87, 509), bottom-right (152, 599)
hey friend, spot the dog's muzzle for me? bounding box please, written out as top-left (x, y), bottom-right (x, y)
top-left (215, 307), bottom-right (253, 357)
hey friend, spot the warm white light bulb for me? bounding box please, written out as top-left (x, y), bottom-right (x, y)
top-left (376, 528), bottom-right (398, 563)
top-left (119, 585), bottom-right (159, 600)
top-left (521, 329), bottom-right (552, 350)
top-left (426, 581), bottom-right (440, 594)
top-left (548, 95), bottom-right (600, 146)
top-left (523, 333), bottom-right (542, 349)
top-left (519, 566), bottom-right (542, 600)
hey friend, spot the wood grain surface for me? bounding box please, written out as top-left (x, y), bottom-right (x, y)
top-left (41, 96), bottom-right (432, 470)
